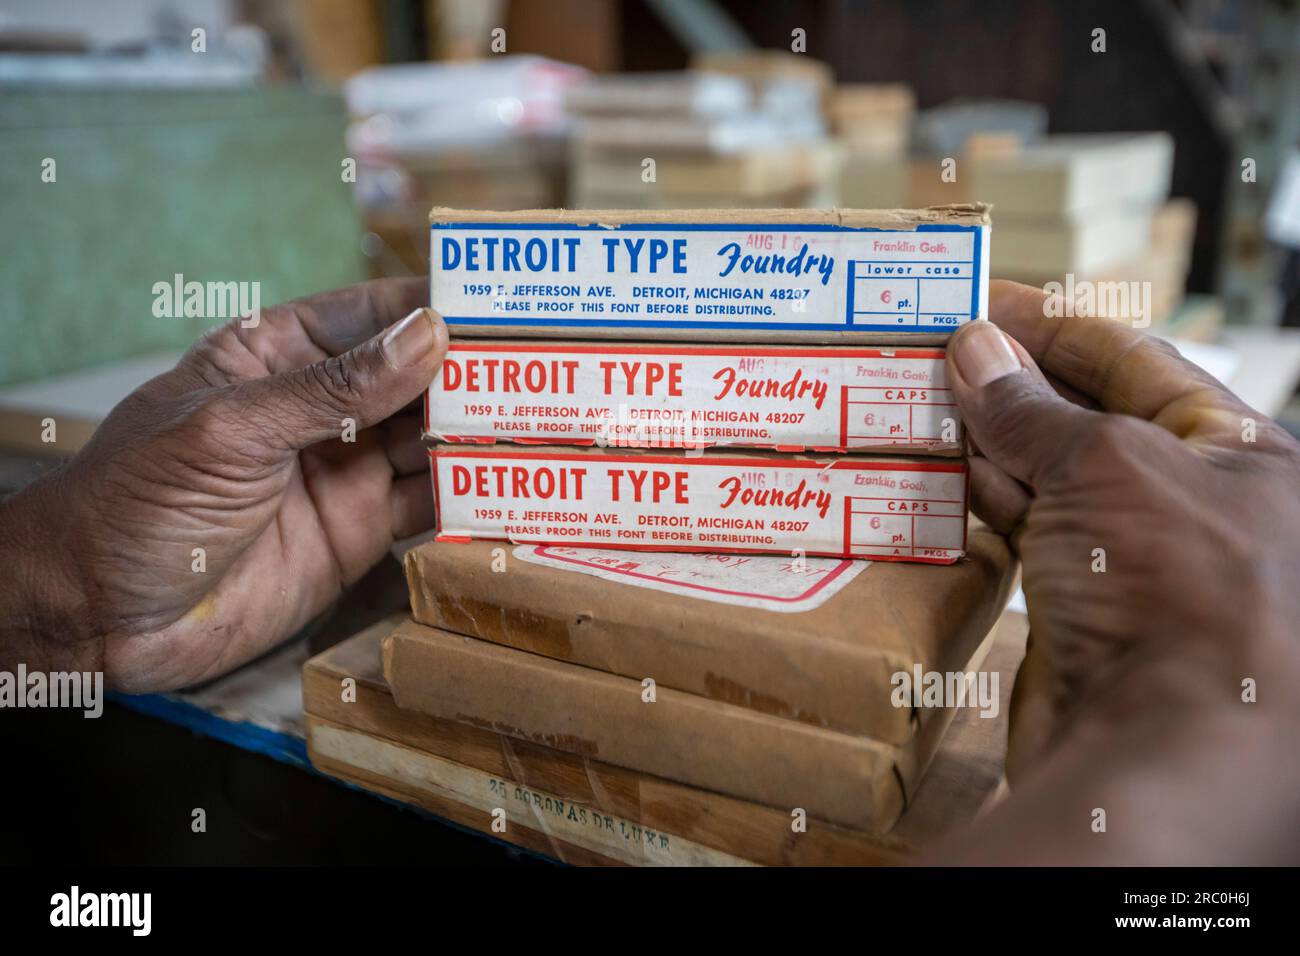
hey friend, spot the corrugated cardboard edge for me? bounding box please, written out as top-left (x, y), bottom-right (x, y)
top-left (429, 204), bottom-right (992, 229)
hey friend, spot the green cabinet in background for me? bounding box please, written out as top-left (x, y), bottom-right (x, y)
top-left (0, 86), bottom-right (366, 385)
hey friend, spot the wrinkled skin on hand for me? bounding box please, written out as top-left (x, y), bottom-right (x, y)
top-left (935, 281), bottom-right (1300, 864)
top-left (4, 278), bottom-right (444, 692)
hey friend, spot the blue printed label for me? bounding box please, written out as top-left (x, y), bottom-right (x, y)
top-left (430, 221), bottom-right (988, 334)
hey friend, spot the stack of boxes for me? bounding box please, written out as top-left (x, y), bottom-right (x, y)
top-left (305, 203), bottom-right (1016, 865)
top-left (831, 101), bottom-right (1201, 337)
top-left (832, 83), bottom-right (916, 210)
top-left (422, 206), bottom-right (989, 561)
top-left (956, 132), bottom-right (1196, 333)
top-left (565, 70), bottom-right (842, 211)
top-left (344, 56), bottom-right (586, 278)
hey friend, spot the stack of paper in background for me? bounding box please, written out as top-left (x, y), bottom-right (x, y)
top-left (565, 64), bottom-right (841, 210)
top-left (829, 95), bottom-right (1047, 213)
top-left (832, 84), bottom-right (916, 209)
top-left (345, 56), bottom-right (587, 277)
top-left (301, 203), bottom-right (1020, 865)
top-left (692, 48), bottom-right (836, 105)
top-left (907, 99), bottom-right (1049, 209)
top-left (971, 132), bottom-right (1202, 333)
top-left (900, 101), bottom-right (1205, 337)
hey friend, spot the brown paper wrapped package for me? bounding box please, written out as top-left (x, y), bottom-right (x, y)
top-left (380, 617), bottom-right (996, 832)
top-left (404, 527), bottom-right (1016, 742)
top-left (305, 617), bottom-right (917, 864)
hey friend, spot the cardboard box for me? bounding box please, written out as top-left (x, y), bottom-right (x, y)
top-left (990, 205), bottom-right (1155, 276)
top-left (830, 84), bottom-right (914, 158)
top-left (691, 50), bottom-right (835, 104)
top-left (381, 619), bottom-right (992, 832)
top-left (969, 132), bottom-right (1174, 221)
top-left (995, 201), bottom-right (1197, 328)
top-left (307, 715), bottom-right (757, 865)
top-left (304, 617), bottom-right (913, 866)
top-left (568, 183), bottom-right (839, 211)
top-left (430, 444), bottom-right (969, 563)
top-left (570, 139), bottom-right (843, 198)
top-left (831, 83), bottom-right (915, 123)
top-left (571, 114), bottom-right (824, 153)
top-left (564, 72), bottom-right (754, 118)
top-left (305, 610), bottom-right (1028, 865)
top-left (426, 341), bottom-right (960, 454)
top-left (404, 527), bottom-right (1015, 740)
top-left (429, 205), bottom-right (992, 343)
top-left (840, 154), bottom-right (909, 209)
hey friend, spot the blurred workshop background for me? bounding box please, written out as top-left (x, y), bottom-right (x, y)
top-left (1, 0), bottom-right (1299, 869)
top-left (2, 0), bottom-right (1300, 482)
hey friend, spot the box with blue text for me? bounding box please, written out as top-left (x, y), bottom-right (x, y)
top-left (429, 206), bottom-right (991, 344)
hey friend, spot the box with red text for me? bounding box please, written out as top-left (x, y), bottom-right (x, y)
top-left (426, 341), bottom-right (960, 455)
top-left (431, 445), bottom-right (968, 564)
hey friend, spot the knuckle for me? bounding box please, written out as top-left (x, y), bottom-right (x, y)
top-left (185, 390), bottom-right (243, 435)
top-left (305, 356), bottom-right (365, 413)
top-left (975, 376), bottom-right (1056, 447)
top-left (168, 393), bottom-right (226, 444)
top-left (182, 394), bottom-right (251, 452)
top-left (182, 390), bottom-right (274, 460)
top-left (1138, 335), bottom-right (1182, 362)
top-left (978, 399), bottom-right (1038, 460)
top-left (179, 332), bottom-right (221, 375)
top-left (179, 325), bottom-right (248, 385)
top-left (1062, 415), bottom-right (1145, 470)
top-left (182, 325), bottom-right (230, 363)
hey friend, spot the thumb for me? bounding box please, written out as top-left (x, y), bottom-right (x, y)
top-left (947, 320), bottom-right (1092, 488)
top-left (236, 307), bottom-right (447, 453)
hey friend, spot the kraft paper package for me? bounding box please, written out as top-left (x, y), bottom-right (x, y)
top-left (307, 611), bottom-right (1024, 863)
top-left (403, 527), bottom-right (1016, 743)
top-left (380, 617), bottom-right (998, 832)
top-left (303, 617), bottom-right (918, 865)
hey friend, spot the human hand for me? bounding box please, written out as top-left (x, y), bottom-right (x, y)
top-left (0, 278), bottom-right (445, 692)
top-left (936, 280), bottom-right (1300, 863)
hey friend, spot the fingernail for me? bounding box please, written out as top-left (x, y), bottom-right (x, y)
top-left (381, 308), bottom-right (440, 369)
top-left (954, 322), bottom-right (1021, 388)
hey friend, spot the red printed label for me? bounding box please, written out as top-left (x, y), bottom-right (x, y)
top-left (432, 447), bottom-right (967, 564)
top-left (427, 343), bottom-right (958, 453)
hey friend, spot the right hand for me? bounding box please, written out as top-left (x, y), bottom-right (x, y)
top-left (946, 282), bottom-right (1300, 815)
